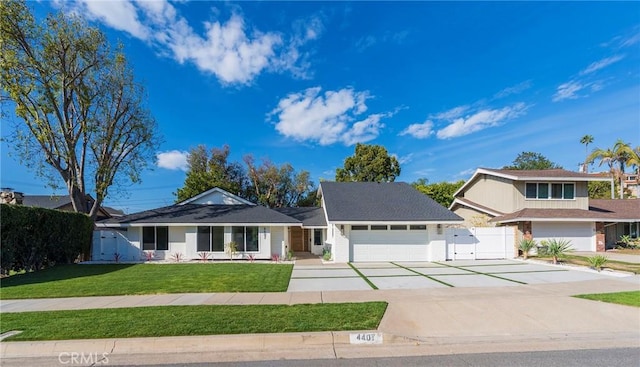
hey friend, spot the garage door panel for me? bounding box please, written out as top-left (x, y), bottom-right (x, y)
top-left (350, 230), bottom-right (428, 262)
top-left (532, 222), bottom-right (594, 252)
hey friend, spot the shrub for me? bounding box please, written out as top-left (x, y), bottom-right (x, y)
top-left (545, 239), bottom-right (574, 264)
top-left (0, 204), bottom-right (93, 273)
top-left (197, 252), bottom-right (210, 262)
top-left (144, 251), bottom-right (156, 261)
top-left (170, 252), bottom-right (184, 262)
top-left (587, 255), bottom-right (608, 272)
top-left (323, 251), bottom-right (332, 261)
top-left (271, 254), bottom-right (280, 262)
top-left (518, 239), bottom-right (537, 260)
top-left (245, 254), bottom-right (256, 263)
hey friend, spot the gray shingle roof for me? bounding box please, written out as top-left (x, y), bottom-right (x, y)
top-left (320, 182), bottom-right (462, 222)
top-left (490, 199), bottom-right (640, 223)
top-left (274, 207), bottom-right (327, 226)
top-left (22, 195), bottom-right (71, 209)
top-left (99, 204), bottom-right (301, 225)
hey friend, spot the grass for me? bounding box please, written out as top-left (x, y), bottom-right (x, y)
top-left (532, 255), bottom-right (640, 274)
top-left (574, 291), bottom-right (640, 308)
top-left (0, 302), bottom-right (388, 341)
top-left (0, 263), bottom-right (293, 299)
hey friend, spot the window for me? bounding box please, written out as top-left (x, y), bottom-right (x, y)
top-left (390, 225), bottom-right (407, 230)
top-left (142, 226), bottom-right (168, 251)
top-left (563, 183), bottom-right (575, 199)
top-left (231, 226), bottom-right (259, 252)
top-left (313, 229), bottom-right (323, 246)
top-left (525, 183), bottom-right (575, 200)
top-left (197, 226), bottom-right (224, 252)
top-left (370, 225), bottom-right (388, 230)
top-left (351, 225), bottom-right (368, 230)
top-left (409, 224), bottom-right (427, 230)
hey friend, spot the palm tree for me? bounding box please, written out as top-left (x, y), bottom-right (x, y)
top-left (588, 140), bottom-right (636, 199)
top-left (580, 135), bottom-right (594, 172)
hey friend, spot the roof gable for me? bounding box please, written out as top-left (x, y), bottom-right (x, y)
top-left (454, 168), bottom-right (613, 197)
top-left (177, 187), bottom-right (255, 206)
top-left (319, 182), bottom-right (462, 223)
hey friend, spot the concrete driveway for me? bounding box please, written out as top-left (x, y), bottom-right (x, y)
top-left (287, 259), bottom-right (626, 292)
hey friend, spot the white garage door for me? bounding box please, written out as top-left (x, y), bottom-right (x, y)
top-left (350, 228), bottom-right (428, 262)
top-left (532, 222), bottom-right (594, 252)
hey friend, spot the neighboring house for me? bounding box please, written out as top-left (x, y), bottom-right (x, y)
top-left (622, 173), bottom-right (639, 198)
top-left (18, 193), bottom-right (116, 220)
top-left (450, 168), bottom-right (640, 251)
top-left (95, 182), bottom-right (463, 262)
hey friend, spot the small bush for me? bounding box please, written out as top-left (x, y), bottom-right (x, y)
top-left (587, 255), bottom-right (608, 272)
top-left (545, 239), bottom-right (574, 264)
top-left (518, 239), bottom-right (537, 260)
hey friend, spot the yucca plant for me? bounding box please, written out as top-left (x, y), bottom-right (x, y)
top-left (518, 238), bottom-right (537, 260)
top-left (587, 255), bottom-right (608, 272)
top-left (546, 239), bottom-right (573, 264)
top-left (226, 241), bottom-right (238, 261)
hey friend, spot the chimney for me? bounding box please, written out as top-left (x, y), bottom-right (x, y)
top-left (0, 188), bottom-right (24, 205)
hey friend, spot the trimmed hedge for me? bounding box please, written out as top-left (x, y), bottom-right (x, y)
top-left (0, 204), bottom-right (93, 273)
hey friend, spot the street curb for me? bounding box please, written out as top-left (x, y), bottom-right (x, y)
top-left (0, 331), bottom-right (413, 358)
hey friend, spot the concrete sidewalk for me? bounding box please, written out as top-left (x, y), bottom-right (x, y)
top-left (1, 277), bottom-right (639, 365)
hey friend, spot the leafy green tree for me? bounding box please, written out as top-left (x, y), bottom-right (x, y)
top-left (503, 152), bottom-right (562, 170)
top-left (1, 1), bottom-right (159, 220)
top-left (244, 155), bottom-right (315, 208)
top-left (588, 181), bottom-right (614, 199)
top-left (175, 145), bottom-right (247, 202)
top-left (335, 143), bottom-right (400, 182)
top-left (580, 135), bottom-right (594, 172)
top-left (412, 179), bottom-right (465, 208)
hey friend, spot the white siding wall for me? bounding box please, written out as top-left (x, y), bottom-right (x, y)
top-left (427, 224), bottom-right (447, 261)
top-left (270, 227), bottom-right (285, 257)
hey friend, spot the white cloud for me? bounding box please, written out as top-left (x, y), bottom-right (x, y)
top-left (393, 153), bottom-right (414, 165)
top-left (59, 1), bottom-right (321, 85)
top-left (399, 120), bottom-right (434, 139)
top-left (436, 103), bottom-right (528, 139)
top-left (269, 87), bottom-right (392, 146)
top-left (553, 80), bottom-right (584, 102)
top-left (157, 150), bottom-right (189, 171)
top-left (78, 0), bottom-right (149, 39)
top-left (431, 105), bottom-right (470, 120)
top-left (494, 80), bottom-right (532, 99)
top-left (580, 54), bottom-right (625, 75)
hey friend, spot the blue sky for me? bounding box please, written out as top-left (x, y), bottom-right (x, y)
top-left (1, 1), bottom-right (639, 213)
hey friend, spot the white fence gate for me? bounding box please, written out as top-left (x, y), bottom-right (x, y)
top-left (446, 227), bottom-right (516, 260)
top-left (92, 230), bottom-right (136, 261)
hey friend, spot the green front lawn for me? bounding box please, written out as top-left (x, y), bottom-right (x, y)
top-left (0, 302), bottom-right (388, 341)
top-left (0, 263), bottom-right (293, 299)
top-left (574, 291), bottom-right (640, 307)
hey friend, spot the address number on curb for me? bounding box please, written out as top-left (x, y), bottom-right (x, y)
top-left (349, 333), bottom-right (383, 344)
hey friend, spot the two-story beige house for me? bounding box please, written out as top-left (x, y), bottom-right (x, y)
top-left (450, 168), bottom-right (639, 252)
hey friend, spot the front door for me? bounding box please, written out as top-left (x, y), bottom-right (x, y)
top-left (290, 227), bottom-right (304, 251)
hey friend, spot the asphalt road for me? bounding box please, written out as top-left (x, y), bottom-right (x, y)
top-left (110, 348), bottom-right (639, 367)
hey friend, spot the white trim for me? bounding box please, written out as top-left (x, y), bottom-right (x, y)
top-left (495, 217), bottom-right (639, 223)
top-left (328, 220), bottom-right (462, 225)
top-left (177, 187), bottom-right (255, 206)
top-left (449, 198), bottom-right (502, 216)
top-left (97, 222), bottom-right (302, 228)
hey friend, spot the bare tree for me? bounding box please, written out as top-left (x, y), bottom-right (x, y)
top-left (1, 1), bottom-right (160, 219)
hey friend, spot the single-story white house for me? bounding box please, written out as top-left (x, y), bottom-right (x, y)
top-left (95, 182), bottom-right (463, 262)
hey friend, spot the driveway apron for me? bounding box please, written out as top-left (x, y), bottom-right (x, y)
top-left (287, 259), bottom-right (629, 292)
